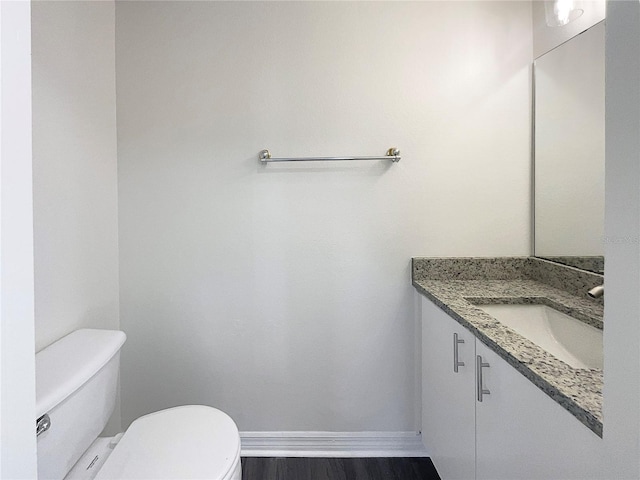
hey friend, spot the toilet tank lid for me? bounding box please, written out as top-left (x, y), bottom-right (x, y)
top-left (36, 329), bottom-right (126, 418)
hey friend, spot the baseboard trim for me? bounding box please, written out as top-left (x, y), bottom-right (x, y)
top-left (240, 431), bottom-right (428, 457)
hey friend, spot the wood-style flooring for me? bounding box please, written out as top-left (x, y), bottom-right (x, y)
top-left (241, 457), bottom-right (441, 480)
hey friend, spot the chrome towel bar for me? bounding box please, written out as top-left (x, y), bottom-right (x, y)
top-left (259, 148), bottom-right (400, 163)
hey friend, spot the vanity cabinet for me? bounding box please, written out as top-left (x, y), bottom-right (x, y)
top-left (420, 295), bottom-right (604, 480)
top-left (421, 296), bottom-right (476, 480)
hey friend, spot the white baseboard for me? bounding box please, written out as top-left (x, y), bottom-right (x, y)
top-left (240, 431), bottom-right (428, 458)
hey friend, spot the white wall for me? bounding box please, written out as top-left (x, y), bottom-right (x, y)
top-left (116, 1), bottom-right (532, 432)
top-left (533, 0), bottom-right (606, 58)
top-left (602, 1), bottom-right (640, 477)
top-left (31, 1), bottom-right (119, 353)
top-left (534, 21), bottom-right (604, 256)
top-left (0, 1), bottom-right (37, 477)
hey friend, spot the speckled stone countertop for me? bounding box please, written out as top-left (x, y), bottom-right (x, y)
top-left (413, 257), bottom-right (604, 437)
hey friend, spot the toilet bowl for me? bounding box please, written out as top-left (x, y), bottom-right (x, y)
top-left (35, 329), bottom-right (241, 480)
top-left (95, 406), bottom-right (241, 480)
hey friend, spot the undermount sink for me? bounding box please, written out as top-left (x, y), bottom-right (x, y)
top-left (476, 303), bottom-right (603, 370)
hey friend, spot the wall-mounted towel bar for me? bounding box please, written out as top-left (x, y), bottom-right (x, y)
top-left (259, 148), bottom-right (401, 163)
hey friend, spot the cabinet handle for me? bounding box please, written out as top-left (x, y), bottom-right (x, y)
top-left (453, 333), bottom-right (465, 373)
top-left (476, 355), bottom-right (490, 402)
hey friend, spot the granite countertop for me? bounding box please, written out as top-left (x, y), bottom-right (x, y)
top-left (412, 257), bottom-right (604, 437)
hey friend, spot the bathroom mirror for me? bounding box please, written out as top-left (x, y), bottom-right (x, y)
top-left (534, 21), bottom-right (605, 274)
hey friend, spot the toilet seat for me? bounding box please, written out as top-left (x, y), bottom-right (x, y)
top-left (95, 405), bottom-right (241, 480)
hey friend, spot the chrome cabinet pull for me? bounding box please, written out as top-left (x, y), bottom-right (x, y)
top-left (453, 333), bottom-right (465, 373)
top-left (476, 355), bottom-right (490, 402)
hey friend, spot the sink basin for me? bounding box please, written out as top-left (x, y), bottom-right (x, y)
top-left (476, 303), bottom-right (603, 370)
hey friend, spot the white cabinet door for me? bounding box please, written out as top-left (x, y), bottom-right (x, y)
top-left (421, 297), bottom-right (476, 480)
top-left (474, 341), bottom-right (605, 480)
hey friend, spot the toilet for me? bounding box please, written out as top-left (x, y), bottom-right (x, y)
top-left (35, 329), bottom-right (242, 480)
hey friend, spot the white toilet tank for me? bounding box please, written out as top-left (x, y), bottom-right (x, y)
top-left (36, 329), bottom-right (126, 480)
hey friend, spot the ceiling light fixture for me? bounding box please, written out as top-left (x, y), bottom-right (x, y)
top-left (545, 0), bottom-right (584, 27)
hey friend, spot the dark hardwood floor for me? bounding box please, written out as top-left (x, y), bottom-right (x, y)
top-left (241, 457), bottom-right (441, 480)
